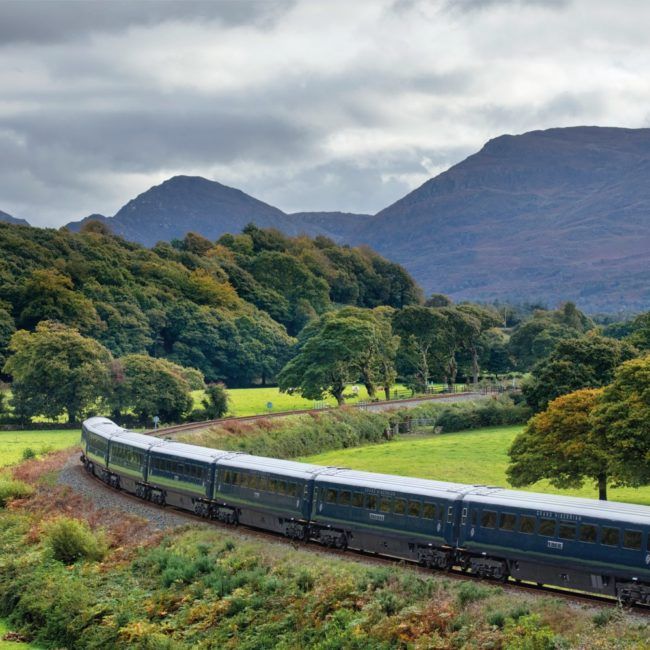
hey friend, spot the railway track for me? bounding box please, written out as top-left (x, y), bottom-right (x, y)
top-left (82, 463), bottom-right (649, 614)
top-left (150, 391), bottom-right (481, 438)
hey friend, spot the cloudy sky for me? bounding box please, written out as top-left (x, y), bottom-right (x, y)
top-left (1, 0), bottom-right (650, 226)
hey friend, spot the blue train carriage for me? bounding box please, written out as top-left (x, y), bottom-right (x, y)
top-left (213, 455), bottom-right (325, 538)
top-left (105, 429), bottom-right (165, 496)
top-left (458, 487), bottom-right (650, 602)
top-left (81, 416), bottom-right (126, 478)
top-left (147, 442), bottom-right (228, 511)
top-left (311, 469), bottom-right (474, 566)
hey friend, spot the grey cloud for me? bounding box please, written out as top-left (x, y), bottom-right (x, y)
top-left (443, 0), bottom-right (569, 12)
top-left (0, 0), bottom-right (296, 45)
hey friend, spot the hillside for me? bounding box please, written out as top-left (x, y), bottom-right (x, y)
top-left (0, 209), bottom-right (29, 226)
top-left (0, 221), bottom-right (419, 385)
top-left (360, 127), bottom-right (650, 312)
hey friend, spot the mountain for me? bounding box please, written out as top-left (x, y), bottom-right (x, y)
top-left (0, 209), bottom-right (29, 226)
top-left (66, 176), bottom-right (334, 246)
top-left (355, 126), bottom-right (650, 312)
top-left (65, 126), bottom-right (650, 312)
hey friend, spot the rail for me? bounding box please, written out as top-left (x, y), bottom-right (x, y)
top-left (150, 390), bottom-right (482, 437)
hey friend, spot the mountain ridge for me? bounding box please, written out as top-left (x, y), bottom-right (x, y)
top-left (63, 126), bottom-right (650, 312)
top-left (0, 209), bottom-right (30, 226)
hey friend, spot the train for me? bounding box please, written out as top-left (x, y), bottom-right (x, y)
top-left (80, 417), bottom-right (650, 604)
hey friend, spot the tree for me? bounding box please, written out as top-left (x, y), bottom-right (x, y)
top-left (508, 303), bottom-right (593, 370)
top-left (0, 307), bottom-right (15, 376)
top-left (451, 305), bottom-right (501, 385)
top-left (3, 321), bottom-right (112, 423)
top-left (278, 312), bottom-right (376, 405)
top-left (16, 269), bottom-right (100, 333)
top-left (203, 382), bottom-right (230, 419)
top-left (393, 306), bottom-right (451, 391)
top-left (109, 354), bottom-right (192, 424)
top-left (522, 334), bottom-right (637, 412)
top-left (425, 293), bottom-right (452, 308)
top-left (507, 389), bottom-right (610, 500)
top-left (626, 312), bottom-right (650, 351)
top-left (592, 355), bottom-right (650, 489)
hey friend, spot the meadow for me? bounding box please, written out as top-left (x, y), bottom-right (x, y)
top-left (190, 383), bottom-right (418, 417)
top-left (301, 425), bottom-right (650, 506)
top-left (0, 430), bottom-right (79, 468)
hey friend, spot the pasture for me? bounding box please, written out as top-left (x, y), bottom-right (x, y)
top-left (192, 383), bottom-right (416, 417)
top-left (301, 425), bottom-right (650, 506)
top-left (0, 430), bottom-right (79, 468)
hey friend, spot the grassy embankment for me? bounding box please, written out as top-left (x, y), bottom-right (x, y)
top-left (302, 425), bottom-right (650, 506)
top-left (0, 431), bottom-right (79, 468)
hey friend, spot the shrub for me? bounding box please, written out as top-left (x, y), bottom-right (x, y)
top-left (44, 517), bottom-right (107, 563)
top-left (502, 614), bottom-right (557, 650)
top-left (21, 447), bottom-right (36, 460)
top-left (456, 581), bottom-right (495, 607)
top-left (0, 478), bottom-right (34, 506)
top-left (487, 610), bottom-right (506, 628)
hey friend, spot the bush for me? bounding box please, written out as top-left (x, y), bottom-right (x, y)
top-left (502, 614), bottom-right (558, 650)
top-left (21, 447), bottom-right (36, 460)
top-left (0, 478), bottom-right (34, 506)
top-left (404, 396), bottom-right (530, 434)
top-left (456, 581), bottom-right (495, 607)
top-left (183, 408), bottom-right (391, 459)
top-left (44, 517), bottom-right (107, 563)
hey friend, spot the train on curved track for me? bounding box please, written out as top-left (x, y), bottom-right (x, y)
top-left (81, 417), bottom-right (650, 604)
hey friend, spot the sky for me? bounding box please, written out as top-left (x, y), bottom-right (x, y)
top-left (1, 0), bottom-right (650, 227)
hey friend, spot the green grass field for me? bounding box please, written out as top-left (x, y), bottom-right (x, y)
top-left (0, 430), bottom-right (79, 468)
top-left (191, 383), bottom-right (418, 417)
top-left (301, 425), bottom-right (650, 506)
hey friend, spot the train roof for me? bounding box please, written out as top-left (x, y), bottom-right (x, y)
top-left (465, 487), bottom-right (650, 526)
top-left (151, 441), bottom-right (229, 463)
top-left (83, 417), bottom-right (127, 439)
top-left (217, 454), bottom-right (328, 480)
top-left (112, 429), bottom-right (165, 451)
top-left (316, 468), bottom-right (476, 499)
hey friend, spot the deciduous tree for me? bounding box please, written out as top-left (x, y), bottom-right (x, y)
top-left (507, 389), bottom-right (610, 499)
top-left (3, 321), bottom-right (112, 423)
top-left (522, 334), bottom-right (637, 412)
top-left (109, 354), bottom-right (192, 424)
top-left (592, 355), bottom-right (650, 489)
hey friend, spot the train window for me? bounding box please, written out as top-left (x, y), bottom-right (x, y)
top-left (602, 527), bottom-right (620, 547)
top-left (325, 489), bottom-right (337, 504)
top-left (394, 498), bottom-right (406, 515)
top-left (287, 482), bottom-right (297, 497)
top-left (579, 524), bottom-right (597, 543)
top-left (365, 494), bottom-right (377, 510)
top-left (423, 503), bottom-right (436, 519)
top-left (519, 515), bottom-right (535, 534)
top-left (339, 491), bottom-right (351, 506)
top-left (259, 476), bottom-right (268, 491)
top-left (352, 492), bottom-right (364, 508)
top-left (277, 481), bottom-right (287, 496)
top-left (538, 518), bottom-right (556, 537)
top-left (481, 510), bottom-right (497, 529)
top-left (233, 472), bottom-right (240, 485)
top-left (499, 513), bottom-right (516, 531)
top-left (408, 500), bottom-right (421, 517)
top-left (623, 530), bottom-right (642, 551)
top-left (380, 498), bottom-right (391, 513)
top-left (268, 479), bottom-right (278, 493)
top-left (558, 523), bottom-right (576, 540)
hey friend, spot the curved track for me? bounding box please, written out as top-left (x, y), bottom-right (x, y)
top-left (151, 391), bottom-right (482, 438)
top-left (81, 462), bottom-right (649, 614)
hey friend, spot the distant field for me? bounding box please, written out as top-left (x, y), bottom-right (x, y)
top-left (191, 383), bottom-right (419, 418)
top-left (301, 425), bottom-right (650, 506)
top-left (0, 430), bottom-right (79, 468)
